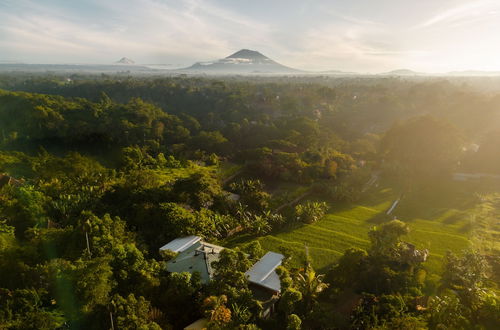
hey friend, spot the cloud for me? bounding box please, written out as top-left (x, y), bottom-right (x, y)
top-left (414, 0), bottom-right (500, 29)
top-left (0, 0), bottom-right (274, 65)
top-left (1, 0), bottom-right (498, 72)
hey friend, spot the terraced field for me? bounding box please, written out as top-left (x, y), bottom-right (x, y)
top-left (228, 181), bottom-right (480, 274)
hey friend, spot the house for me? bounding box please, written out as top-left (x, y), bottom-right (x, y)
top-left (245, 251), bottom-right (284, 318)
top-left (161, 237), bottom-right (285, 317)
top-left (160, 236), bottom-right (224, 284)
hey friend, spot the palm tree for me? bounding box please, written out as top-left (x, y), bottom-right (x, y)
top-left (295, 264), bottom-right (329, 313)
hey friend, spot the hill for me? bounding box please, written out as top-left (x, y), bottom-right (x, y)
top-left (182, 49), bottom-right (301, 74)
top-left (380, 69), bottom-right (421, 76)
top-left (115, 57), bottom-right (135, 64)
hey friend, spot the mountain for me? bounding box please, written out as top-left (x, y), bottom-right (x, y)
top-left (116, 57), bottom-right (135, 64)
top-left (379, 69), bottom-right (421, 76)
top-left (183, 49), bottom-right (300, 74)
top-left (318, 69), bottom-right (359, 75)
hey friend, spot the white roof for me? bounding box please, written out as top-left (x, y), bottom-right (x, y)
top-left (159, 235), bottom-right (201, 253)
top-left (245, 251), bottom-right (284, 292)
top-left (184, 318), bottom-right (208, 330)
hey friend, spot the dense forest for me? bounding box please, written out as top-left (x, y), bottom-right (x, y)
top-left (0, 73), bottom-right (499, 329)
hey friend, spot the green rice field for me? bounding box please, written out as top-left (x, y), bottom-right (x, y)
top-left (226, 179), bottom-right (494, 275)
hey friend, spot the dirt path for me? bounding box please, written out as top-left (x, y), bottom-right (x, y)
top-left (222, 170), bottom-right (243, 186)
top-left (274, 189), bottom-right (312, 213)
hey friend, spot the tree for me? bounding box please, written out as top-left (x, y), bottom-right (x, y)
top-left (0, 219), bottom-right (15, 252)
top-left (159, 272), bottom-right (201, 328)
top-left (327, 248), bottom-right (368, 290)
top-left (380, 115), bottom-right (463, 180)
top-left (436, 250), bottom-right (498, 326)
top-left (294, 201), bottom-right (328, 224)
top-left (229, 179), bottom-right (270, 212)
top-left (173, 172), bottom-right (222, 209)
top-left (210, 249), bottom-right (260, 323)
top-left (110, 294), bottom-right (161, 330)
top-left (295, 264), bottom-right (328, 314)
top-left (73, 257), bottom-right (114, 314)
top-left (368, 220), bottom-right (410, 259)
top-left (203, 295), bottom-right (232, 328)
top-left (278, 288), bottom-right (302, 315)
top-left (0, 288), bottom-right (65, 329)
top-left (286, 314), bottom-right (302, 330)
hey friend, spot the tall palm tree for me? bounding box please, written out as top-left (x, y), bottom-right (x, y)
top-left (295, 264), bottom-right (329, 313)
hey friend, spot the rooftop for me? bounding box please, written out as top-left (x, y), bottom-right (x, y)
top-left (159, 235), bottom-right (201, 253)
top-left (162, 237), bottom-right (284, 291)
top-left (165, 238), bottom-right (224, 284)
top-left (245, 251), bottom-right (284, 292)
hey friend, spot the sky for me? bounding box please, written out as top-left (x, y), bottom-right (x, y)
top-left (1, 0), bottom-right (500, 73)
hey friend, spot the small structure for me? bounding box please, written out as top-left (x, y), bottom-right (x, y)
top-left (245, 252), bottom-right (284, 318)
top-left (226, 192), bottom-right (240, 202)
top-left (161, 236), bottom-right (224, 284)
top-left (184, 318), bottom-right (208, 330)
top-left (400, 242), bottom-right (429, 263)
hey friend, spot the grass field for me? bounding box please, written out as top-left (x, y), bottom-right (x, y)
top-left (225, 179), bottom-right (493, 275)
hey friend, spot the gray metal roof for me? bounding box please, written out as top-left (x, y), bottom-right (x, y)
top-left (159, 235), bottom-right (201, 253)
top-left (245, 251), bottom-right (284, 292)
top-left (166, 241), bottom-right (224, 284)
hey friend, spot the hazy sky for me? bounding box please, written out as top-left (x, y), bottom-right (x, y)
top-left (1, 0), bottom-right (500, 72)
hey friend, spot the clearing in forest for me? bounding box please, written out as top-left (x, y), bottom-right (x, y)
top-left (227, 179), bottom-right (492, 274)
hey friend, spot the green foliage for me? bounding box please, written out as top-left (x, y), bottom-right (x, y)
top-left (380, 116), bottom-right (463, 180)
top-left (0, 220), bottom-right (15, 251)
top-left (294, 264), bottom-right (329, 314)
top-left (368, 219), bottom-right (410, 258)
top-left (351, 293), bottom-right (411, 329)
top-left (173, 171), bottom-right (223, 209)
top-left (430, 250), bottom-right (500, 328)
top-left (230, 179), bottom-right (270, 211)
top-left (294, 201), bottom-right (328, 224)
top-left (327, 247), bottom-right (368, 289)
top-left (0, 77), bottom-right (499, 329)
top-left (73, 257), bottom-right (115, 314)
top-left (0, 288), bottom-right (65, 330)
top-left (286, 313), bottom-right (302, 330)
top-left (11, 185), bottom-right (49, 233)
top-left (243, 241), bottom-right (264, 262)
top-left (159, 271), bottom-right (201, 327)
top-left (111, 293), bottom-right (161, 330)
top-left (279, 289), bottom-right (302, 315)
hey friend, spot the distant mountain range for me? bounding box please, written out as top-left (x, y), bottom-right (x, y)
top-left (116, 57), bottom-right (135, 64)
top-left (182, 49), bottom-right (301, 74)
top-left (2, 51), bottom-right (500, 76)
top-left (379, 69), bottom-right (422, 76)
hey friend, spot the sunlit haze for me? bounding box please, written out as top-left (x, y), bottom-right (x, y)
top-left (1, 0), bottom-right (500, 72)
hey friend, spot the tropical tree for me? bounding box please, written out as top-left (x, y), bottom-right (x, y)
top-left (295, 264), bottom-right (329, 314)
top-left (368, 219), bottom-right (410, 259)
top-left (380, 115), bottom-right (463, 180)
top-left (202, 295), bottom-right (232, 328)
top-left (294, 201), bottom-right (328, 224)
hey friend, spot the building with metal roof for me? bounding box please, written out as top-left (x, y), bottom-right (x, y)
top-left (159, 235), bottom-right (202, 254)
top-left (245, 251), bottom-right (284, 293)
top-left (161, 237), bottom-right (285, 317)
top-left (162, 236), bottom-right (224, 284)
